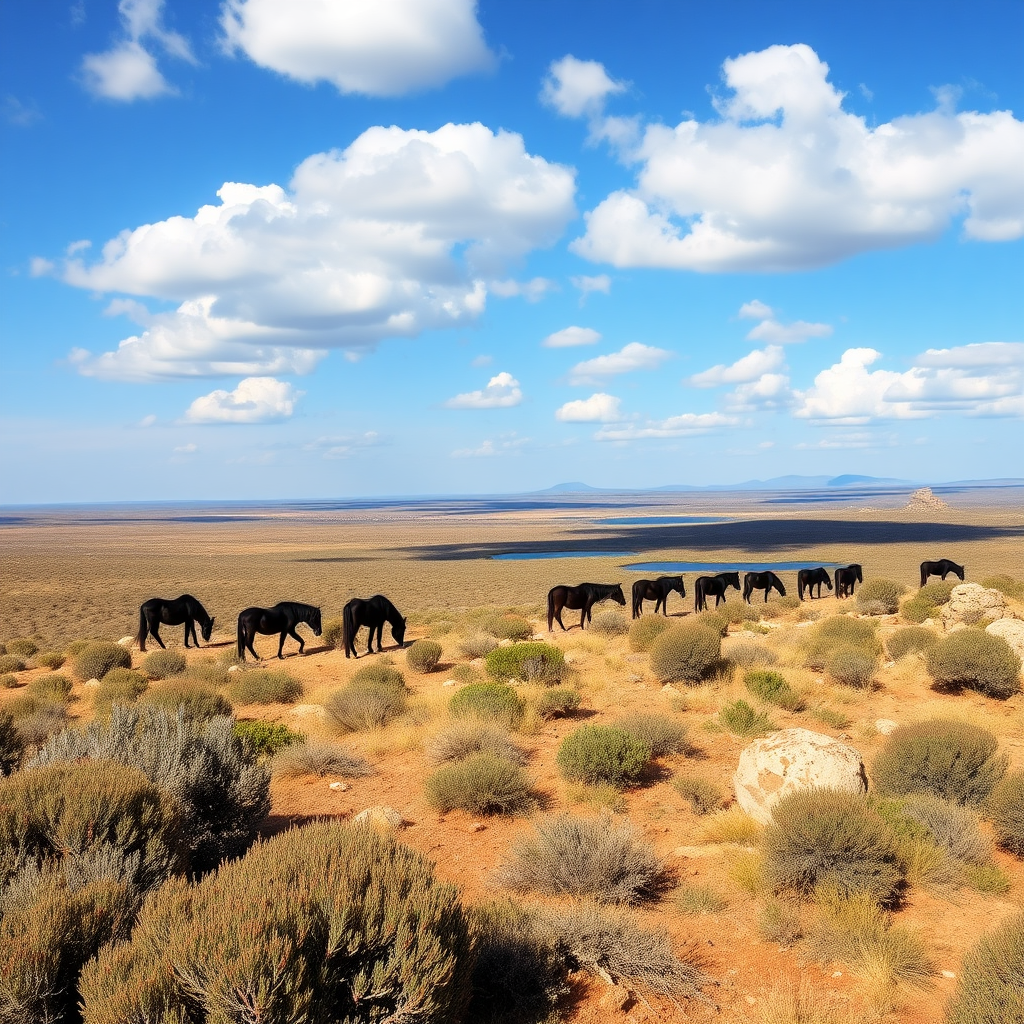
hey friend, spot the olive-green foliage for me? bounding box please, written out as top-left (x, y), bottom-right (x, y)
top-left (5, 638), bottom-right (38, 659)
top-left (944, 911), bottom-right (1024, 1024)
top-left (325, 674), bottom-right (408, 732)
top-left (927, 628), bottom-right (1022, 699)
top-left (827, 647), bottom-right (876, 688)
top-left (64, 640), bottom-right (91, 658)
top-left (321, 617), bottom-right (344, 649)
top-left (556, 725), bottom-right (651, 789)
top-left (988, 771), bottom-right (1024, 857)
top-left (459, 632), bottom-right (499, 658)
top-left (483, 614), bottom-right (534, 641)
top-left (610, 712), bottom-right (689, 756)
top-left (406, 639), bottom-right (444, 673)
top-left (7, 696), bottom-right (69, 747)
top-left (981, 575), bottom-right (1024, 602)
top-left (745, 669), bottom-right (803, 710)
top-left (26, 672), bottom-right (73, 701)
top-left (758, 899), bottom-right (803, 944)
top-left (872, 719), bottom-right (1006, 806)
top-left (763, 789), bottom-right (904, 905)
top-left (351, 661), bottom-right (406, 688)
top-left (919, 580), bottom-right (957, 605)
top-left (695, 609), bottom-right (729, 637)
top-left (78, 820), bottom-right (476, 1024)
top-left (673, 773), bottom-right (725, 815)
top-left (0, 655), bottom-right (25, 674)
top-left (0, 674), bottom-right (18, 689)
top-left (227, 668), bottom-right (303, 705)
top-left (901, 594), bottom-right (939, 624)
top-left (887, 626), bottom-right (939, 660)
top-left (811, 705), bottom-right (852, 730)
top-left (232, 720), bottom-right (303, 757)
top-left (73, 641), bottom-right (133, 681)
top-left (730, 640), bottom-right (779, 668)
top-left (485, 642), bottom-right (565, 684)
top-left (721, 600), bottom-right (759, 624)
top-left (141, 648), bottom-right (187, 678)
top-left (451, 662), bottom-right (483, 685)
top-left (856, 578), bottom-right (907, 614)
top-left (535, 687), bottom-right (581, 719)
top-left (675, 884), bottom-right (728, 916)
top-left (589, 609), bottom-right (629, 636)
top-left (93, 669), bottom-right (149, 717)
top-left (425, 720), bottom-right (527, 766)
top-left (649, 622), bottom-right (722, 683)
top-left (803, 615), bottom-right (880, 670)
top-left (496, 812), bottom-right (664, 904)
top-left (899, 794), bottom-right (993, 866)
top-left (272, 741), bottom-right (372, 778)
top-left (141, 680), bottom-right (234, 720)
top-left (34, 651), bottom-right (66, 670)
top-left (0, 711), bottom-right (25, 775)
top-left (424, 752), bottom-right (533, 815)
top-left (450, 682), bottom-right (525, 729)
top-left (627, 614), bottom-right (672, 652)
top-left (719, 699), bottom-right (774, 738)
top-left (173, 659), bottom-right (231, 688)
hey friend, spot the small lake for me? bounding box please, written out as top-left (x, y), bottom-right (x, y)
top-left (492, 551), bottom-right (637, 561)
top-left (597, 515), bottom-right (732, 525)
top-left (623, 561), bottom-right (839, 573)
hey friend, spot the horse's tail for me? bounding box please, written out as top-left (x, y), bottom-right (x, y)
top-left (236, 614), bottom-right (246, 661)
top-left (797, 574), bottom-right (805, 601)
top-left (136, 606), bottom-right (148, 652)
top-left (546, 589), bottom-right (555, 631)
top-left (343, 602), bottom-right (354, 655)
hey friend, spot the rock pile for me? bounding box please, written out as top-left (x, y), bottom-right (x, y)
top-left (941, 583), bottom-right (1007, 631)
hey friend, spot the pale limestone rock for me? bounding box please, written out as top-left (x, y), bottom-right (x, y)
top-left (117, 636), bottom-right (135, 647)
top-left (83, 678), bottom-right (101, 689)
top-left (875, 719), bottom-right (899, 735)
top-left (941, 584), bottom-right (1006, 630)
top-left (733, 728), bottom-right (867, 825)
top-left (352, 806), bottom-right (404, 830)
top-left (290, 703), bottom-right (325, 718)
top-left (227, 664), bottom-right (242, 673)
top-left (986, 617), bottom-right (1024, 662)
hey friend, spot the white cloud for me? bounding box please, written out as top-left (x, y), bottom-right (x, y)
top-left (914, 341), bottom-right (1024, 369)
top-left (541, 55), bottom-right (626, 118)
top-left (595, 411), bottom-right (737, 440)
top-left (139, 414), bottom-right (157, 427)
top-left (489, 277), bottom-right (556, 302)
top-left (746, 318), bottom-right (832, 344)
top-left (727, 372), bottom-right (793, 411)
top-left (571, 274), bottom-right (611, 300)
top-left (221, 0), bottom-right (494, 97)
top-left (173, 442), bottom-right (198, 452)
top-left (543, 325), bottom-right (601, 348)
top-left (568, 342), bottom-right (671, 385)
top-left (572, 43), bottom-right (1024, 272)
top-left (58, 124), bottom-right (575, 380)
top-left (555, 393), bottom-right (623, 422)
top-left (689, 345), bottom-right (784, 387)
top-left (738, 299), bottom-right (772, 320)
top-left (183, 376), bottom-right (302, 423)
top-left (445, 371), bottom-right (522, 409)
top-left (81, 0), bottom-right (194, 101)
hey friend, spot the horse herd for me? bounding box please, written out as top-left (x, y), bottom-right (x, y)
top-left (135, 558), bottom-right (966, 658)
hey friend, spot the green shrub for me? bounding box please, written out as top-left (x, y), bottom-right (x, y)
top-left (676, 884), bottom-right (728, 915)
top-left (78, 820), bottom-right (475, 1024)
top-left (721, 599), bottom-right (759, 624)
top-left (325, 677), bottom-right (408, 732)
top-left (827, 647), bottom-right (876, 688)
top-left (745, 669), bottom-right (803, 710)
top-left (34, 650), bottom-right (66, 670)
top-left (350, 661), bottom-right (406, 689)
top-left (695, 609), bottom-right (729, 637)
top-left (649, 623), bottom-right (721, 683)
top-left (927, 628), bottom-right (1021, 699)
top-left (803, 615), bottom-right (880, 670)
top-left (141, 680), bottom-right (233, 720)
top-left (811, 705), bottom-right (852, 730)
top-left (141, 648), bottom-right (186, 678)
top-left (173, 659), bottom-right (231, 688)
top-left (535, 687), bottom-right (581, 719)
top-left (0, 673), bottom-right (18, 689)
top-left (980, 575), bottom-right (1024, 602)
top-left (0, 711), bottom-right (24, 775)
top-left (26, 672), bottom-right (73, 702)
top-left (232, 720), bottom-right (303, 757)
top-left (73, 641), bottom-right (132, 681)
top-left (988, 770), bottom-right (1024, 857)
top-left (763, 789), bottom-right (903, 905)
top-left (856, 578), bottom-right (907, 614)
top-left (496, 813), bottom-right (663, 904)
top-left (5, 638), bottom-right (38, 659)
top-left (406, 639), bottom-right (443, 673)
top-left (944, 911), bottom-right (1024, 1024)
top-left (64, 640), bottom-right (91, 658)
top-left (451, 662), bottom-right (483, 685)
top-left (872, 719), bottom-right (1006, 805)
top-left (459, 632), bottom-right (499, 658)
top-left (485, 642), bottom-right (565, 684)
top-left (450, 682), bottom-right (525, 729)
top-left (887, 626), bottom-right (939, 660)
top-left (426, 720), bottom-right (527, 765)
top-left (719, 699), bottom-right (774, 738)
top-left (589, 609), bottom-right (628, 636)
top-left (483, 614), bottom-right (534, 641)
top-left (425, 752), bottom-right (533, 815)
top-left (758, 899), bottom-right (803, 944)
top-left (730, 640), bottom-right (779, 668)
top-left (272, 741), bottom-right (371, 778)
top-left (0, 655), bottom-right (25, 674)
top-left (610, 712), bottom-right (689, 756)
top-left (673, 773), bottom-right (725, 815)
top-left (321, 617), bottom-right (344, 648)
top-left (628, 615), bottom-right (672, 652)
top-left (556, 725), bottom-right (651, 789)
top-left (919, 580), bottom-right (957, 605)
top-left (227, 668), bottom-right (303, 705)
top-left (93, 669), bottom-right (149, 717)
top-left (901, 593), bottom-right (939, 624)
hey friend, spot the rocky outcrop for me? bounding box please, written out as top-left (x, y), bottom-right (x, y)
top-left (941, 584), bottom-right (1006, 630)
top-left (904, 487), bottom-right (949, 511)
top-left (352, 806), bottom-right (404, 830)
top-left (986, 617), bottom-right (1024, 662)
top-left (733, 728), bottom-right (867, 825)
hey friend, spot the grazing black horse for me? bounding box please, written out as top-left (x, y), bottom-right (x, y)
top-left (547, 583), bottom-right (626, 631)
top-left (237, 602), bottom-right (322, 661)
top-left (694, 572), bottom-right (741, 612)
top-left (631, 576), bottom-right (686, 618)
top-left (834, 564), bottom-right (863, 599)
top-left (343, 595), bottom-right (406, 658)
top-left (743, 571), bottom-right (787, 604)
top-left (797, 567), bottom-right (833, 601)
top-left (920, 559), bottom-right (965, 588)
top-left (137, 594), bottom-right (214, 652)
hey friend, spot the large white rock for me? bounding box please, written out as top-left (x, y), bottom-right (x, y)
top-left (733, 728), bottom-right (867, 825)
top-left (986, 618), bottom-right (1024, 663)
top-left (941, 584), bottom-right (1006, 630)
top-left (352, 806), bottom-right (404, 830)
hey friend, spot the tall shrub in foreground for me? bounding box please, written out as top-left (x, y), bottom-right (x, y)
top-left (927, 629), bottom-right (1021, 699)
top-left (557, 725), bottom-right (651, 789)
top-left (649, 622), bottom-right (721, 683)
top-left (73, 641), bottom-right (131, 681)
top-left (944, 911), bottom-right (1024, 1024)
top-left (988, 770), bottom-right (1024, 858)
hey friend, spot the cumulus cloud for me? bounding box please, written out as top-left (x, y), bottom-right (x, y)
top-left (915, 341), bottom-right (1024, 369)
top-left (746, 318), bottom-right (832, 344)
top-left (595, 411), bottom-right (737, 441)
top-left (571, 274), bottom-right (611, 301)
top-left (541, 55), bottom-right (626, 118)
top-left (82, 0), bottom-right (194, 101)
top-left (445, 371), bottom-right (523, 409)
top-left (183, 376), bottom-right (302, 423)
top-left (555, 393), bottom-right (623, 422)
top-left (689, 345), bottom-right (784, 387)
top-left (221, 0), bottom-right (494, 96)
top-left (56, 124), bottom-right (575, 380)
top-left (727, 372), bottom-right (793, 411)
top-left (571, 43), bottom-right (1024, 272)
top-left (489, 277), bottom-right (556, 302)
top-left (543, 325), bottom-right (601, 348)
top-left (738, 299), bottom-right (772, 320)
top-left (568, 342), bottom-right (671, 385)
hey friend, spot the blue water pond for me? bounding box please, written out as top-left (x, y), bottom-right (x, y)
top-left (492, 551), bottom-right (637, 561)
top-left (623, 561), bottom-right (840, 573)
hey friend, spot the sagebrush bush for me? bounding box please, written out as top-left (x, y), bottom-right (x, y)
top-left (556, 725), bottom-right (651, 789)
top-left (78, 820), bottom-right (475, 1024)
top-left (272, 740), bottom-right (371, 778)
top-left (980, 574), bottom-right (1024, 602)
top-left (872, 719), bottom-right (1006, 805)
top-left (0, 655), bottom-right (25, 674)
top-left (64, 640), bottom-right (91, 658)
top-left (627, 614), bottom-right (672, 652)
top-left (485, 642), bottom-right (565, 684)
top-left (900, 794), bottom-right (992, 866)
top-left (763, 789), bottom-right (904, 904)
top-left (676, 884), bottom-right (728, 915)
top-left (745, 669), bottom-right (803, 710)
top-left (5, 638), bottom-right (38, 659)
top-left (886, 626), bottom-right (939, 660)
top-left (827, 647), bottom-right (876, 688)
top-left (0, 711), bottom-right (24, 775)
top-left (450, 682), bottom-right (525, 729)
top-left (27, 672), bottom-right (73, 701)
top-left (899, 594), bottom-right (937, 623)
top-left (855, 578), bottom-right (907, 614)
top-left (325, 678), bottom-right (407, 732)
top-left (497, 812), bottom-right (664, 904)
top-left (232, 720), bottom-right (303, 757)
top-left (535, 687), bottom-right (581, 719)
top-left (0, 673), bottom-right (18, 689)
top-left (719, 699), bottom-right (774, 737)
top-left (649, 622), bottom-right (721, 683)
top-left (93, 669), bottom-right (149, 717)
top-left (696, 609), bottom-right (729, 637)
top-left (228, 668), bottom-right (303, 705)
top-left (173, 659), bottom-right (231, 688)
top-left (589, 609), bottom-right (628, 636)
top-left (321, 617), bottom-right (344, 649)
top-left (73, 641), bottom-right (132, 681)
top-left (407, 639), bottom-right (443, 673)
top-left (426, 720), bottom-right (527, 765)
top-left (351, 661), bottom-right (406, 688)
top-left (944, 911), bottom-right (1024, 1024)
top-left (31, 703), bottom-right (270, 874)
top-left (483, 614), bottom-right (534, 641)
top-left (141, 648), bottom-right (186, 678)
top-left (803, 615), bottom-right (880, 670)
top-left (730, 640), bottom-right (779, 668)
top-left (673, 773), bottom-right (725, 815)
top-left (34, 650), bottom-right (66, 670)
top-left (988, 770), bottom-right (1024, 857)
top-left (721, 600), bottom-right (759, 624)
top-left (611, 712), bottom-right (689, 756)
top-left (141, 680), bottom-right (233, 720)
top-left (9, 696), bottom-right (69, 746)
top-left (459, 632), bottom-right (498, 658)
top-left (425, 752), bottom-right (533, 814)
top-left (927, 628), bottom-right (1021, 699)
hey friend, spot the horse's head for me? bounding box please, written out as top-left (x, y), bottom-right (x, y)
top-left (675, 576), bottom-right (686, 596)
top-left (312, 607), bottom-right (323, 636)
top-left (957, 564), bottom-right (965, 580)
top-left (726, 572), bottom-right (741, 588)
top-left (393, 616), bottom-right (407, 648)
top-left (854, 564), bottom-right (863, 583)
top-left (612, 585), bottom-right (626, 605)
top-left (825, 576), bottom-right (833, 590)
top-left (202, 617), bottom-right (215, 642)
top-left (773, 575), bottom-right (786, 596)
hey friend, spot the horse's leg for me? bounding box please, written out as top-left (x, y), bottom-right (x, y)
top-left (555, 600), bottom-right (566, 631)
top-left (152, 624), bottom-right (166, 650)
top-left (579, 599), bottom-right (589, 630)
top-left (245, 628), bottom-right (259, 661)
top-left (290, 627), bottom-right (304, 655)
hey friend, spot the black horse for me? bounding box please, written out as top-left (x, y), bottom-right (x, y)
top-left (834, 564), bottom-right (863, 598)
top-left (920, 559), bottom-right (965, 588)
top-left (694, 572), bottom-right (740, 611)
top-left (743, 571), bottom-right (786, 604)
top-left (237, 602), bottom-right (322, 661)
top-left (343, 595), bottom-right (406, 658)
top-left (137, 594), bottom-right (214, 652)
top-left (547, 583), bottom-right (626, 631)
top-left (797, 567), bottom-right (833, 601)
top-left (631, 576), bottom-right (686, 618)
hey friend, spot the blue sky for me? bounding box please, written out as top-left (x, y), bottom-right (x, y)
top-left (1, 0), bottom-right (1022, 502)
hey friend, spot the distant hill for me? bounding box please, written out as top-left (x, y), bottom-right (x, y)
top-left (826, 474), bottom-right (911, 487)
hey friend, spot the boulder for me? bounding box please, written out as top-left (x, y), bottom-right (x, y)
top-left (875, 719), bottom-right (899, 736)
top-left (986, 618), bottom-right (1024, 662)
top-left (352, 805), bottom-right (404, 830)
top-left (941, 584), bottom-right (1006, 630)
top-left (733, 728), bottom-right (867, 825)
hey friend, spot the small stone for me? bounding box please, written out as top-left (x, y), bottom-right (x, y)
top-left (875, 719), bottom-right (898, 735)
top-left (662, 683), bottom-right (682, 695)
top-left (290, 703), bottom-right (326, 718)
top-left (83, 677), bottom-right (101, 689)
top-left (227, 664), bottom-right (242, 673)
top-left (745, 995), bottom-right (757, 1006)
top-left (117, 636), bottom-right (135, 647)
top-left (352, 806), bottom-right (404, 830)
top-left (941, 970), bottom-right (956, 979)
top-left (884, 660), bottom-right (895, 669)
top-left (832, 971), bottom-right (842, 979)
top-left (442, 679), bottom-right (457, 687)
top-left (328, 781), bottom-right (348, 791)
top-left (498, 639), bottom-right (513, 647)
top-left (468, 822), bottom-right (485, 833)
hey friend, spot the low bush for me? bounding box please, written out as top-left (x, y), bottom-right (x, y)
top-left (407, 639), bottom-right (443, 673)
top-left (141, 681), bottom-right (233, 720)
top-left (34, 650), bottom-right (65, 670)
top-left (485, 642), bottom-right (565, 684)
top-left (325, 679), bottom-right (408, 732)
top-left (78, 820), bottom-right (475, 1024)
top-left (272, 740), bottom-right (371, 778)
top-left (497, 812), bottom-right (664, 904)
top-left (900, 794), bottom-right (992, 866)
top-left (988, 770), bottom-right (1024, 857)
top-left (803, 616), bottom-right (880, 669)
top-left (459, 632), bottom-right (498, 659)
top-left (451, 662), bottom-right (483, 685)
top-left (611, 712), bottom-right (689, 756)
top-left (856, 578), bottom-right (907, 615)
top-left (721, 600), bottom-right (759, 624)
top-left (901, 594), bottom-right (939, 624)
top-left (730, 640), bottom-right (779, 667)
top-left (628, 614), bottom-right (672, 652)
top-left (720, 700), bottom-right (775, 738)
top-left (321, 617), bottom-right (344, 649)
top-left (73, 641), bottom-right (132, 681)
top-left (26, 672), bottom-right (73, 702)
top-left (745, 669), bottom-right (803, 710)
top-left (0, 711), bottom-right (24, 775)
top-left (0, 673), bottom-right (18, 689)
top-left (535, 687), bottom-right (581, 719)
top-left (927, 628), bottom-right (1022, 699)
top-left (64, 640), bottom-right (91, 658)
top-left (173, 659), bottom-right (231, 688)
top-left (425, 752), bottom-right (533, 815)
top-left (763, 789), bottom-right (904, 905)
top-left (943, 911), bottom-right (1024, 1024)
top-left (758, 899), bottom-right (803, 944)
top-left (695, 807), bottom-right (762, 845)
top-left (350, 661), bottom-right (406, 689)
top-left (232, 720), bottom-right (303, 757)
top-left (673, 774), bottom-right (725, 815)
top-left (426, 720), bottom-right (527, 765)
top-left (886, 626), bottom-right (939, 661)
top-left (0, 655), bottom-right (25, 674)
top-left (696, 609), bottom-right (729, 637)
top-left (483, 614), bottom-right (534, 641)
top-left (676, 884), bottom-right (728, 916)
top-left (9, 697), bottom-right (69, 746)
top-left (649, 622), bottom-right (721, 683)
top-left (227, 668), bottom-right (303, 705)
top-left (5, 638), bottom-right (38, 659)
top-left (980, 574), bottom-right (1024, 602)
top-left (141, 648), bottom-right (186, 678)
top-left (556, 725), bottom-right (651, 789)
top-left (450, 682), bottom-right (525, 729)
top-left (827, 647), bottom-right (876, 688)
top-left (589, 609), bottom-right (629, 636)
top-left (812, 705), bottom-right (852, 730)
top-left (93, 669), bottom-right (149, 717)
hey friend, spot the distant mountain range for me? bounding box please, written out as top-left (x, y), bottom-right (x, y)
top-left (534, 475), bottom-right (1024, 494)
